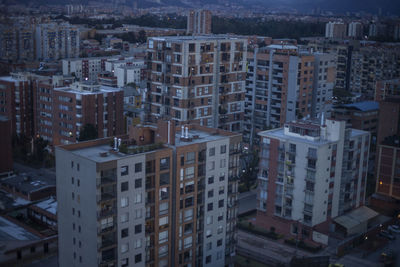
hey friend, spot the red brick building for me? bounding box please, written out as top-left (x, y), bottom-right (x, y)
top-left (0, 116), bottom-right (12, 175)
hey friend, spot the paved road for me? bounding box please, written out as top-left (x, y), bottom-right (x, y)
top-left (238, 189), bottom-right (257, 215)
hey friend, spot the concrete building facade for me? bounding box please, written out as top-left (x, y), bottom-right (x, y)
top-left (146, 36), bottom-right (247, 133)
top-left (56, 123), bottom-right (240, 267)
top-left (255, 119), bottom-right (370, 245)
top-left (187, 10), bottom-right (212, 35)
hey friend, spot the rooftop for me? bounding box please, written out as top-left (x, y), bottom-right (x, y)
top-left (0, 173), bottom-right (55, 194)
top-left (174, 128), bottom-right (230, 147)
top-left (149, 35), bottom-right (247, 42)
top-left (341, 101), bottom-right (379, 112)
top-left (54, 82), bottom-right (122, 95)
top-left (34, 197), bottom-right (57, 216)
top-left (0, 216), bottom-right (39, 241)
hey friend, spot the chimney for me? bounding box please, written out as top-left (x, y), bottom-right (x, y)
top-left (181, 125), bottom-right (185, 138)
top-left (114, 137), bottom-right (117, 150)
top-left (185, 126), bottom-right (189, 139)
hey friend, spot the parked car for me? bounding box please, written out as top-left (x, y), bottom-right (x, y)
top-left (388, 225), bottom-right (400, 234)
top-left (379, 230), bottom-right (396, 240)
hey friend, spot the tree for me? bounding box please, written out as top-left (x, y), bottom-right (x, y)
top-left (78, 124), bottom-right (98, 141)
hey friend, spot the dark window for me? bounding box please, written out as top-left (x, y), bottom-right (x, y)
top-left (121, 228), bottom-right (129, 238)
top-left (220, 145), bottom-right (226, 154)
top-left (135, 163), bottom-right (142, 173)
top-left (77, 164), bottom-right (80, 171)
top-left (209, 147), bottom-right (215, 156)
top-left (208, 176), bottom-right (214, 184)
top-left (160, 173), bottom-right (170, 185)
top-left (121, 181), bottom-right (128, 192)
top-left (208, 190), bottom-right (214, 198)
top-left (71, 177), bottom-right (74, 184)
top-left (135, 179), bottom-right (142, 188)
top-left (30, 246), bottom-right (35, 253)
top-left (207, 203), bottom-right (213, 211)
top-left (135, 224), bottom-right (142, 234)
top-left (135, 253), bottom-right (142, 263)
top-left (17, 250), bottom-right (21, 259)
top-left (217, 239), bottom-right (222, 246)
top-left (218, 199), bottom-right (224, 208)
top-left (44, 243), bottom-right (49, 253)
top-left (206, 255), bottom-right (211, 263)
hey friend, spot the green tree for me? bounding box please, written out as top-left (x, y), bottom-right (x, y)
top-left (78, 124), bottom-right (98, 141)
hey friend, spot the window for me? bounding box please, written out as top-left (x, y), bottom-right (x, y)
top-left (159, 230), bottom-right (168, 243)
top-left (71, 177), bottom-right (74, 184)
top-left (184, 209), bottom-right (193, 222)
top-left (121, 197), bottom-right (128, 208)
top-left (121, 228), bottom-right (129, 238)
top-left (30, 246), bottom-right (35, 253)
top-left (220, 145), bottom-right (226, 154)
top-left (135, 209), bottom-right (142, 219)
top-left (208, 176), bottom-right (214, 184)
top-left (135, 224), bottom-right (142, 234)
top-left (160, 172), bottom-right (170, 185)
top-left (217, 239), bottom-right (222, 247)
top-left (159, 216), bottom-right (168, 228)
top-left (121, 181), bottom-right (128, 192)
top-left (186, 152), bottom-right (195, 164)
top-left (135, 163), bottom-right (142, 173)
top-left (206, 255), bottom-right (212, 263)
top-left (208, 190), bottom-right (214, 198)
top-left (160, 157), bottom-right (170, 170)
top-left (209, 161), bottom-right (215, 171)
top-left (206, 216), bottom-right (213, 225)
top-left (185, 167), bottom-right (195, 179)
top-left (121, 243), bottom-right (129, 253)
top-left (135, 193), bottom-right (142, 203)
top-left (207, 203), bottom-right (213, 211)
top-left (160, 202), bottom-right (169, 215)
top-left (159, 187), bottom-right (169, 200)
top-left (220, 159), bottom-right (227, 168)
top-left (206, 242), bottom-right (212, 251)
top-left (135, 178), bottom-right (142, 188)
top-left (77, 180), bottom-right (80, 187)
top-left (218, 199), bottom-right (224, 208)
top-left (217, 225), bottom-right (223, 234)
top-left (135, 254), bottom-right (142, 263)
top-left (135, 239), bottom-right (142, 248)
top-left (159, 245), bottom-right (168, 258)
top-left (121, 166), bottom-right (129, 176)
top-left (185, 197), bottom-right (194, 207)
top-left (219, 186), bottom-right (224, 195)
top-left (121, 258), bottom-right (129, 267)
top-left (184, 236), bottom-right (192, 248)
top-left (218, 213), bottom-right (223, 221)
top-left (209, 147), bottom-right (215, 156)
top-left (121, 212), bottom-right (129, 223)
top-left (217, 251), bottom-right (223, 260)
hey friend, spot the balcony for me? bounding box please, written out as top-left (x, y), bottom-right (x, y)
top-left (98, 238), bottom-right (116, 250)
top-left (98, 224), bottom-right (116, 234)
top-left (100, 175), bottom-right (116, 186)
top-left (98, 208), bottom-right (116, 219)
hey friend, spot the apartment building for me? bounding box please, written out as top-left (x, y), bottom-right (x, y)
top-left (56, 122), bottom-right (240, 267)
top-left (312, 52), bottom-right (336, 118)
top-left (375, 78), bottom-right (400, 101)
top-left (0, 116), bottom-right (12, 175)
top-left (376, 136), bottom-right (400, 201)
top-left (35, 23), bottom-right (80, 61)
top-left (146, 35), bottom-right (247, 133)
top-left (256, 118), bottom-right (370, 245)
top-left (63, 57), bottom-right (110, 82)
top-left (348, 22), bottom-right (363, 39)
top-left (325, 22), bottom-right (347, 39)
top-left (349, 46), bottom-right (400, 98)
top-left (187, 10), bottom-right (212, 35)
top-left (0, 73), bottom-right (37, 137)
top-left (0, 24), bottom-right (35, 62)
top-left (243, 45), bottom-right (334, 146)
